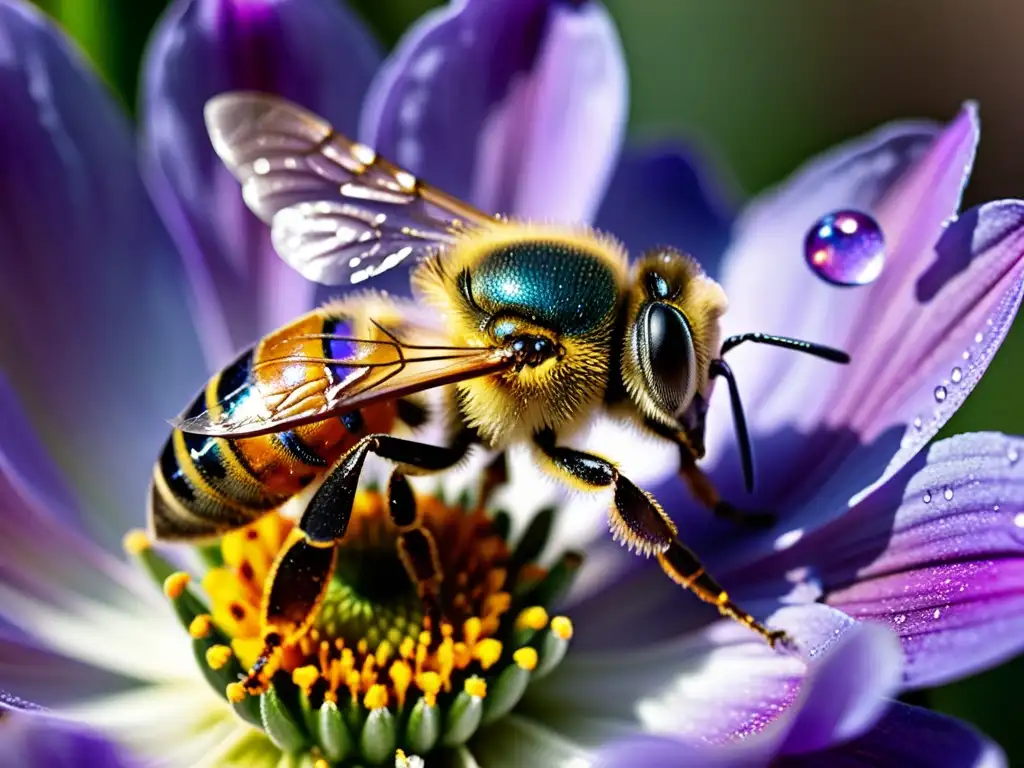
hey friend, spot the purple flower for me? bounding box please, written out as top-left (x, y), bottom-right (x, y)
top-left (0, 0), bottom-right (1020, 766)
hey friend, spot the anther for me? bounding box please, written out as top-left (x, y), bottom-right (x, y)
top-left (364, 683), bottom-right (389, 710)
top-left (463, 677), bottom-right (487, 699)
top-left (122, 529), bottom-right (150, 555)
top-left (417, 672), bottom-right (442, 707)
top-left (188, 614), bottom-right (212, 639)
top-left (473, 638), bottom-right (503, 670)
top-left (225, 682), bottom-right (247, 703)
top-left (292, 665), bottom-right (320, 694)
top-left (515, 606), bottom-right (549, 632)
top-left (513, 647), bottom-right (538, 672)
top-left (550, 616), bottom-right (574, 640)
top-left (205, 645), bottom-right (232, 670)
top-left (163, 571), bottom-right (191, 599)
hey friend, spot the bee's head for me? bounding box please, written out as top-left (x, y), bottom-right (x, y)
top-left (621, 248), bottom-right (728, 428)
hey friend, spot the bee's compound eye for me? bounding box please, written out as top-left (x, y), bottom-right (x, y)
top-left (640, 302), bottom-right (696, 416)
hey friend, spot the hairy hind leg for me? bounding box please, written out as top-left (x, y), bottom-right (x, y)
top-left (388, 471), bottom-right (444, 640)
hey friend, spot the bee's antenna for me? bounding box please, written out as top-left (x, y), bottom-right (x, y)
top-left (721, 333), bottom-right (850, 364)
top-left (709, 359), bottom-right (755, 494)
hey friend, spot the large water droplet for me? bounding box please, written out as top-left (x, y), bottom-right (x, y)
top-left (934, 386), bottom-right (947, 402)
top-left (950, 367), bottom-right (963, 383)
top-left (922, 491), bottom-right (932, 503)
top-left (804, 210), bottom-right (885, 286)
top-left (943, 487), bottom-right (954, 501)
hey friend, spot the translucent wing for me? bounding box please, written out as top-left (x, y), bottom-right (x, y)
top-left (204, 92), bottom-right (496, 285)
top-left (173, 332), bottom-right (512, 438)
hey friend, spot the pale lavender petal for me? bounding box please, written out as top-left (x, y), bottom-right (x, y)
top-left (141, 0), bottom-right (381, 363)
top-left (779, 704), bottom-right (1007, 768)
top-left (0, 714), bottom-right (136, 767)
top-left (594, 143), bottom-right (734, 275)
top-left (804, 432), bottom-right (1024, 688)
top-left (0, 1), bottom-right (204, 547)
top-left (362, 0), bottom-right (627, 223)
top-left (594, 734), bottom-right (769, 768)
top-left (533, 604), bottom-right (899, 754)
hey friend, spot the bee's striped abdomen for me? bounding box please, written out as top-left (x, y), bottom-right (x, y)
top-left (149, 309), bottom-right (397, 541)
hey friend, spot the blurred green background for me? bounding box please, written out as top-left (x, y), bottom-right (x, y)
top-left (30, 0), bottom-right (1024, 760)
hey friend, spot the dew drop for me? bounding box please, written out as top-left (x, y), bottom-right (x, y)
top-left (913, 417), bottom-right (923, 430)
top-left (804, 210), bottom-right (885, 286)
top-left (1014, 512), bottom-right (1024, 528)
top-left (934, 386), bottom-right (947, 402)
top-left (943, 487), bottom-right (954, 501)
top-left (933, 608), bottom-right (942, 620)
top-left (962, 350), bottom-right (971, 361)
top-left (975, 332), bottom-right (984, 344)
top-left (922, 491), bottom-right (932, 503)
top-left (893, 614), bottom-right (907, 625)
top-left (1008, 446), bottom-right (1020, 465)
top-left (950, 367), bottom-right (963, 383)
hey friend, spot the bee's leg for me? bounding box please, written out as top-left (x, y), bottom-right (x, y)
top-left (479, 450), bottom-right (509, 509)
top-left (534, 429), bottom-right (786, 647)
top-left (388, 472), bottom-right (444, 641)
top-left (242, 533), bottom-right (338, 695)
top-left (678, 450), bottom-right (775, 528)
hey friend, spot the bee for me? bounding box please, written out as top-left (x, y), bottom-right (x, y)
top-left (150, 93), bottom-right (849, 692)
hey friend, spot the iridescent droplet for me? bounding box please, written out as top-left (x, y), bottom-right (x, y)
top-left (804, 210), bottom-right (885, 286)
top-left (950, 367), bottom-right (963, 383)
top-left (943, 487), bottom-right (954, 501)
top-left (922, 491), bottom-right (932, 503)
top-left (934, 386), bottom-right (947, 402)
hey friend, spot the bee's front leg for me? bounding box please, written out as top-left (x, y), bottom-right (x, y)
top-left (677, 450), bottom-right (775, 528)
top-left (534, 429), bottom-right (786, 647)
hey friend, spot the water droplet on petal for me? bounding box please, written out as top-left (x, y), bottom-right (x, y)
top-left (943, 487), bottom-right (954, 501)
top-left (1008, 446), bottom-right (1020, 465)
top-left (934, 386), bottom-right (947, 402)
top-left (950, 367), bottom-right (963, 383)
top-left (804, 210), bottom-right (885, 286)
top-left (933, 608), bottom-right (942, 620)
top-left (913, 417), bottom-right (923, 430)
top-left (922, 491), bottom-right (932, 503)
top-left (893, 614), bottom-right (907, 625)
top-left (975, 332), bottom-right (984, 344)
top-left (962, 350), bottom-right (971, 361)
top-left (1014, 512), bottom-right (1024, 528)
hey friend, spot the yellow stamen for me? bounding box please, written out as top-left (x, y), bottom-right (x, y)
top-left (225, 683), bottom-right (247, 703)
top-left (463, 617), bottom-right (483, 646)
top-left (292, 665), bottom-right (320, 694)
top-left (163, 571), bottom-right (190, 599)
top-left (364, 683), bottom-right (388, 710)
top-left (205, 645), bottom-right (232, 670)
top-left (464, 676), bottom-right (487, 699)
top-left (515, 606), bottom-right (549, 632)
top-left (122, 529), bottom-right (150, 555)
top-left (551, 616), bottom-right (574, 640)
top-left (390, 661), bottom-right (413, 709)
top-left (417, 672), bottom-right (442, 707)
top-left (188, 614), bottom-right (212, 639)
top-left (473, 638), bottom-right (503, 670)
top-left (513, 647), bottom-right (538, 671)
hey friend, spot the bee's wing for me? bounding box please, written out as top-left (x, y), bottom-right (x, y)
top-left (173, 335), bottom-right (512, 438)
top-left (205, 92), bottom-right (496, 286)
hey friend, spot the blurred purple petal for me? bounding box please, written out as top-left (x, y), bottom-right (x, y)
top-left (778, 703), bottom-right (1006, 768)
top-left (806, 433), bottom-right (1024, 688)
top-left (594, 734), bottom-right (769, 768)
top-left (0, 714), bottom-right (135, 767)
top-left (362, 0), bottom-right (626, 223)
top-left (0, 0), bottom-right (204, 547)
top-left (141, 0), bottom-right (382, 362)
top-left (534, 604), bottom-right (898, 754)
top-left (594, 143), bottom-right (734, 276)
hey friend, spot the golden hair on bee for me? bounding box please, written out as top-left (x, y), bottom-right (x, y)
top-left (412, 221), bottom-right (629, 444)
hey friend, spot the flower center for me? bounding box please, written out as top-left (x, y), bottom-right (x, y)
top-left (126, 487), bottom-right (581, 765)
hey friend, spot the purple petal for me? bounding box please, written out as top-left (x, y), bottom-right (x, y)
top-left (141, 0), bottom-right (382, 363)
top-left (0, 714), bottom-right (136, 767)
top-left (594, 143), bottom-right (734, 277)
top-left (362, 0), bottom-right (627, 223)
top-left (594, 734), bottom-right (768, 768)
top-left (535, 604), bottom-right (899, 754)
top-left (778, 703), bottom-right (1006, 768)
top-left (806, 432), bottom-right (1024, 688)
top-left (0, 0), bottom-right (205, 546)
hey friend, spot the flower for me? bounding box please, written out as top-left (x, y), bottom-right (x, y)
top-left (0, 1), bottom-right (1022, 768)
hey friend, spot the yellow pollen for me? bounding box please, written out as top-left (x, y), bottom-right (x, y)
top-left (364, 683), bottom-right (389, 710)
top-left (395, 750), bottom-right (410, 768)
top-left (163, 571), bottom-right (191, 599)
top-left (717, 591), bottom-right (730, 605)
top-left (188, 614), bottom-right (212, 639)
top-left (390, 661), bottom-right (413, 709)
top-left (399, 637), bottom-right (416, 660)
top-left (225, 682), bottom-right (247, 703)
top-left (464, 676), bottom-right (487, 699)
top-left (513, 647), bottom-right (538, 671)
top-left (205, 645), bottom-right (232, 670)
top-left (516, 606), bottom-right (549, 632)
top-left (292, 665), bottom-right (320, 694)
top-left (551, 616), bottom-right (574, 640)
top-left (474, 638), bottom-right (503, 670)
top-left (122, 529), bottom-right (150, 555)
top-left (417, 671), bottom-right (442, 707)
top-left (463, 617), bottom-right (483, 646)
